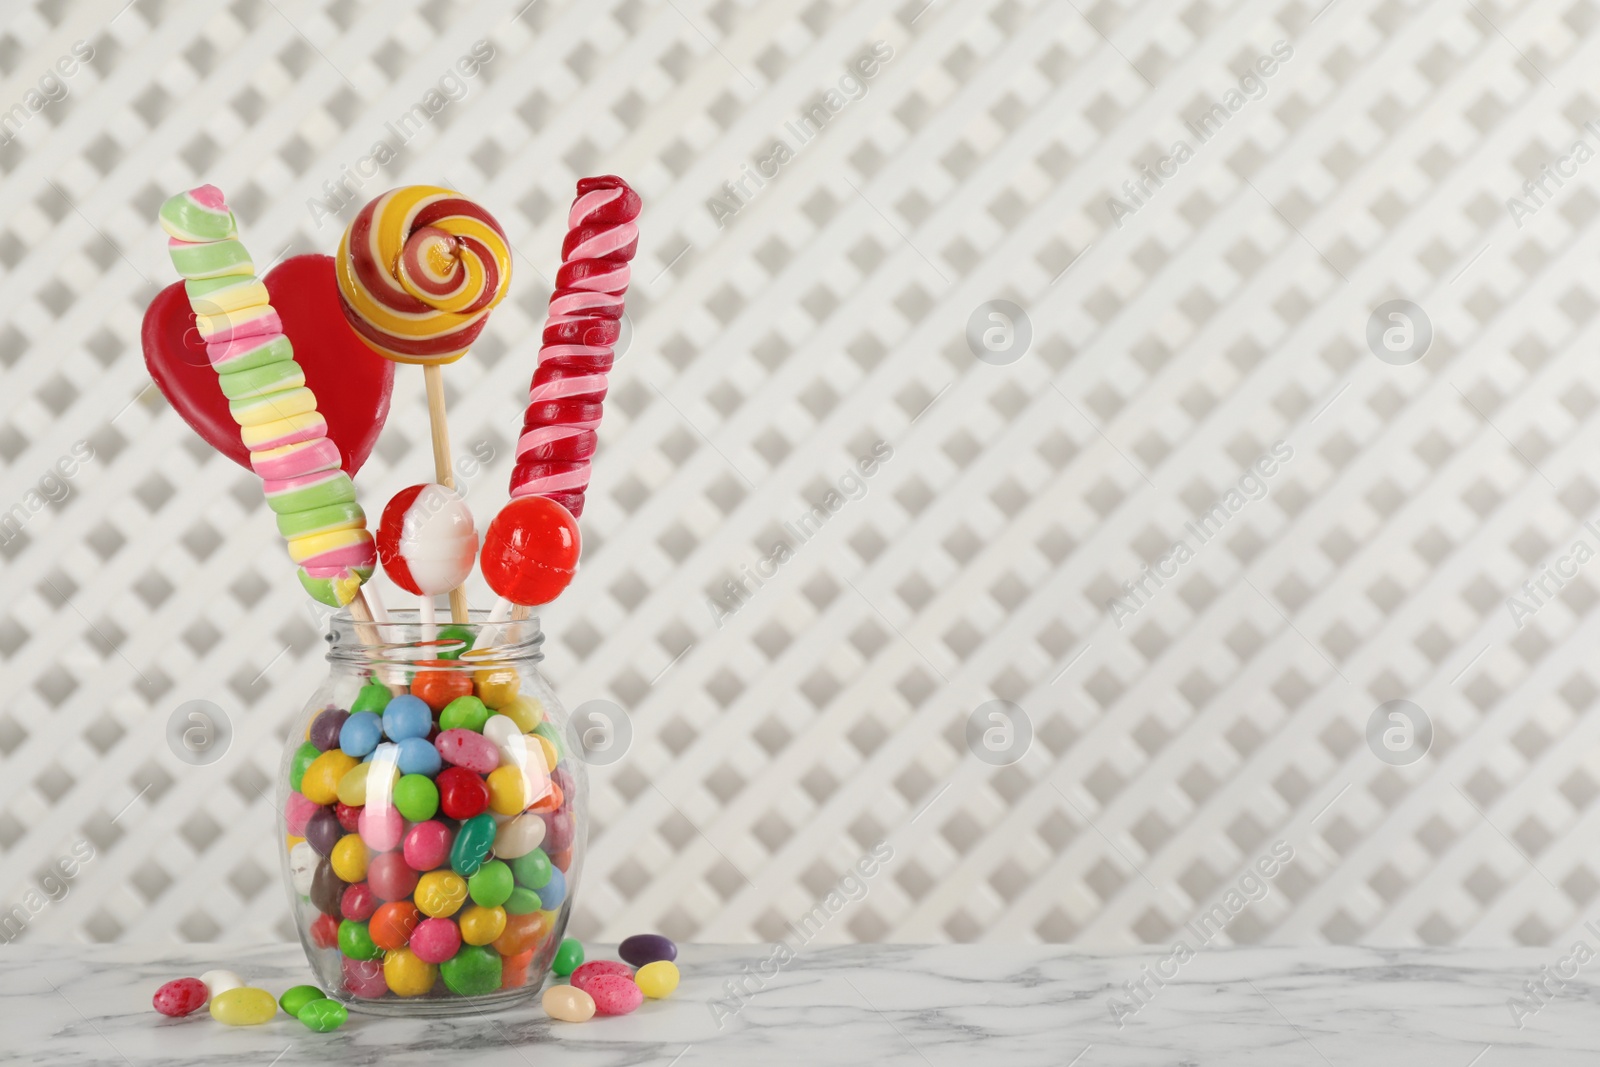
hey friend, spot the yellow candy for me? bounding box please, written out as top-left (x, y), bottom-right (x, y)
top-left (383, 948), bottom-right (438, 997)
top-left (635, 960), bottom-right (679, 999)
top-left (330, 834), bottom-right (369, 883)
top-left (415, 870), bottom-right (468, 918)
top-left (210, 986), bottom-right (277, 1025)
top-left (474, 667), bottom-right (520, 708)
top-left (301, 750), bottom-right (359, 805)
top-left (338, 761), bottom-right (395, 807)
top-left (535, 735), bottom-right (558, 773)
top-left (498, 695), bottom-right (542, 733)
top-left (459, 905), bottom-right (507, 946)
top-left (285, 834), bottom-right (305, 851)
top-left (487, 766), bottom-right (531, 816)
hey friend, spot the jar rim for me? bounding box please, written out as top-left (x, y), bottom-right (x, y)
top-left (325, 607), bottom-right (544, 669)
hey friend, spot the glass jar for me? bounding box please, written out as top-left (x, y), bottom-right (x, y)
top-left (275, 609), bottom-right (584, 1015)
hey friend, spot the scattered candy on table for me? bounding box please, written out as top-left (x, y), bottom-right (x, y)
top-left (635, 960), bottom-right (680, 999)
top-left (278, 985), bottom-right (326, 1017)
top-left (618, 933), bottom-right (677, 968)
top-left (152, 978), bottom-right (208, 1017)
top-left (209, 987), bottom-right (277, 1026)
top-left (297, 998), bottom-right (349, 1032)
top-left (543, 983), bottom-right (596, 1022)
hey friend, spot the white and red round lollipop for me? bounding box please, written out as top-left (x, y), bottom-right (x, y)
top-left (377, 484), bottom-right (478, 622)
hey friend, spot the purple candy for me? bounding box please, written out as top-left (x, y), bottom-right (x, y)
top-left (310, 858), bottom-right (347, 916)
top-left (304, 806), bottom-right (342, 857)
top-left (618, 933), bottom-right (677, 968)
top-left (309, 707), bottom-right (350, 752)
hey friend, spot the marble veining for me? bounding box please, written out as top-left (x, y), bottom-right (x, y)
top-left (2, 943), bottom-right (1599, 1065)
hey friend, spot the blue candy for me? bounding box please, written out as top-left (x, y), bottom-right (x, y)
top-left (339, 711), bottom-right (382, 758)
top-left (537, 866), bottom-right (566, 910)
top-left (383, 694), bottom-right (433, 741)
top-left (396, 735), bottom-right (442, 776)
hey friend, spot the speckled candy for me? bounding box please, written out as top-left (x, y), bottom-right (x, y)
top-left (585, 974), bottom-right (644, 1016)
top-left (436, 728), bottom-right (499, 775)
top-left (571, 960), bottom-right (633, 992)
top-left (439, 944), bottom-right (501, 997)
top-left (542, 983), bottom-right (595, 1022)
top-left (152, 977), bottom-right (208, 1017)
top-left (210, 987), bottom-right (278, 1025)
top-left (619, 933), bottom-right (678, 968)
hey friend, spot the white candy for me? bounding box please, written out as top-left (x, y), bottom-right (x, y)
top-left (493, 812), bottom-right (546, 859)
top-left (199, 969), bottom-right (243, 999)
top-left (395, 484), bottom-right (478, 596)
top-left (288, 840), bottom-right (317, 896)
top-left (482, 715), bottom-right (523, 767)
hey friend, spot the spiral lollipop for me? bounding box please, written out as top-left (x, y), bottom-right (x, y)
top-left (159, 186), bottom-right (377, 611)
top-left (337, 187), bottom-right (511, 621)
top-left (509, 176), bottom-right (641, 519)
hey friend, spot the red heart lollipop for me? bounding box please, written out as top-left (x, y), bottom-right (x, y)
top-left (141, 254), bottom-right (393, 474)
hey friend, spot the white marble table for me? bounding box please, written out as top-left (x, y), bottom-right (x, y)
top-left (2, 943), bottom-right (1597, 1064)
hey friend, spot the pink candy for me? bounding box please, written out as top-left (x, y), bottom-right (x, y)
top-left (585, 974), bottom-right (645, 1016)
top-left (435, 729), bottom-right (500, 775)
top-left (343, 955), bottom-right (388, 998)
top-left (359, 805), bottom-right (405, 852)
top-left (152, 977), bottom-right (208, 1017)
top-left (284, 791), bottom-right (318, 837)
top-left (403, 820), bottom-right (453, 871)
top-left (571, 960), bottom-right (634, 991)
top-left (410, 917), bottom-right (462, 964)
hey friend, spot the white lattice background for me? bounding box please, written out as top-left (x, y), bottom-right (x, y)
top-left (4, 0), bottom-right (1600, 953)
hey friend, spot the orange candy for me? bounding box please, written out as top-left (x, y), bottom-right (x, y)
top-left (529, 782), bottom-right (564, 814)
top-left (500, 948), bottom-right (535, 989)
top-left (369, 901), bottom-right (421, 951)
top-left (548, 848), bottom-right (571, 873)
top-left (492, 910), bottom-right (550, 956)
top-left (412, 662), bottom-right (473, 711)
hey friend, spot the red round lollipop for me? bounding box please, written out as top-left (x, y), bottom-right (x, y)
top-left (481, 496), bottom-right (580, 606)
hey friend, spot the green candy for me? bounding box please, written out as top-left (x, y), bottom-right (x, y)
top-left (159, 190), bottom-right (237, 242)
top-left (439, 695), bottom-right (489, 733)
top-left (218, 358), bottom-right (304, 400)
top-left (289, 741), bottom-right (320, 793)
top-left (552, 937), bottom-right (584, 976)
top-left (394, 774), bottom-right (440, 822)
top-left (439, 944), bottom-right (501, 997)
top-left (338, 919), bottom-right (381, 961)
top-left (278, 985), bottom-right (325, 1016)
top-left (435, 624), bottom-right (475, 661)
top-left (167, 235), bottom-right (253, 280)
top-left (298, 565), bottom-right (372, 608)
top-left (351, 681), bottom-right (391, 715)
top-left (503, 886), bottom-right (542, 915)
top-left (450, 813), bottom-right (497, 876)
top-left (509, 848), bottom-right (552, 890)
top-left (276, 502), bottom-right (366, 540)
top-left (467, 860), bottom-right (514, 908)
top-left (297, 998), bottom-right (348, 1032)
top-left (213, 334), bottom-right (294, 374)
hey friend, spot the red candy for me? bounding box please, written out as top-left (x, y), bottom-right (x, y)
top-left (437, 766), bottom-right (490, 820)
top-left (367, 851), bottom-right (421, 901)
top-left (480, 496), bottom-right (580, 606)
top-left (335, 801), bottom-right (363, 832)
top-left (410, 917), bottom-right (462, 964)
top-left (341, 881), bottom-right (378, 921)
top-left (152, 977), bottom-right (208, 1017)
top-left (310, 912), bottom-right (340, 949)
top-left (585, 973), bottom-right (645, 1016)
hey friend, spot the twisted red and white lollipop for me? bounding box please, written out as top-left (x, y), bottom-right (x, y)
top-left (509, 176), bottom-right (641, 518)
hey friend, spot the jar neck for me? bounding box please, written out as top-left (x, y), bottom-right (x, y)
top-left (326, 608), bottom-right (544, 670)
